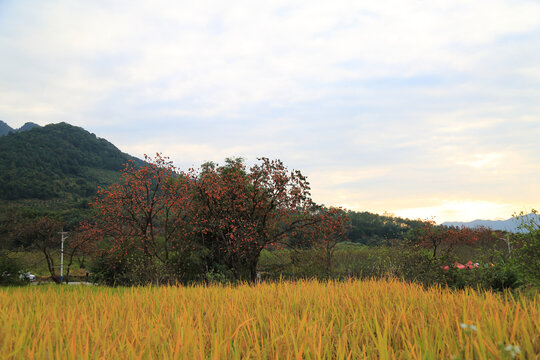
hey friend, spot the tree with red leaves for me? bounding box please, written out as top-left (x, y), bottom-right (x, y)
top-left (416, 221), bottom-right (484, 259)
top-left (190, 157), bottom-right (341, 282)
top-left (85, 155), bottom-right (349, 283)
top-left (67, 222), bottom-right (99, 273)
top-left (304, 207), bottom-right (350, 275)
top-left (87, 154), bottom-right (193, 282)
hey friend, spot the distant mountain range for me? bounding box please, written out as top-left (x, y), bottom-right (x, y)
top-left (442, 213), bottom-right (539, 233)
top-left (0, 120), bottom-right (41, 136)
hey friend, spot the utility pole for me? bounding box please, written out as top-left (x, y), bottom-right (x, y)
top-left (58, 230), bottom-right (68, 283)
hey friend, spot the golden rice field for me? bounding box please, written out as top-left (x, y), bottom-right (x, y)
top-left (1, 279), bottom-right (538, 359)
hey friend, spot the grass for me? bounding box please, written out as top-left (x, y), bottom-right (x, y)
top-left (1, 278), bottom-right (538, 359)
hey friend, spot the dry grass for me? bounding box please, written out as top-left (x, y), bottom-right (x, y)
top-left (1, 278), bottom-right (538, 359)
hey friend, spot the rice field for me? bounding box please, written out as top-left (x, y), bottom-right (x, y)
top-left (1, 279), bottom-right (538, 359)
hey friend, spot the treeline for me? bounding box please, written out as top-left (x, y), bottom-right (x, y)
top-left (1, 155), bottom-right (538, 290)
top-left (0, 122), bottom-right (139, 200)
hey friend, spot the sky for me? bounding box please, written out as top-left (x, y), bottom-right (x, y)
top-left (1, 0), bottom-right (539, 223)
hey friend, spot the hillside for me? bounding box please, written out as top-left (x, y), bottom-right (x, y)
top-left (0, 122), bottom-right (140, 200)
top-left (347, 211), bottom-right (424, 245)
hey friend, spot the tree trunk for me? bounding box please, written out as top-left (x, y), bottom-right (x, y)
top-left (325, 249), bottom-right (332, 276)
top-left (248, 250), bottom-right (262, 283)
top-left (42, 248), bottom-right (60, 284)
top-left (249, 259), bottom-right (258, 283)
top-left (77, 255), bottom-right (86, 268)
top-left (64, 247), bottom-right (78, 284)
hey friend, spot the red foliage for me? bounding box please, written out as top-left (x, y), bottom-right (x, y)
top-left (83, 155), bottom-right (349, 282)
top-left (86, 153), bottom-right (193, 264)
top-left (303, 207), bottom-right (350, 272)
top-left (417, 221), bottom-right (486, 258)
top-left (189, 158), bottom-right (339, 280)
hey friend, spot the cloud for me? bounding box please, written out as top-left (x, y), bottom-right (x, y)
top-left (456, 153), bottom-right (502, 169)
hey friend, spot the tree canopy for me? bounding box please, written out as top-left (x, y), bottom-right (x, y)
top-left (84, 155), bottom-right (349, 283)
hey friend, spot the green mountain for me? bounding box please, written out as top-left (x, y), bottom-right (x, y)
top-left (0, 122), bottom-right (140, 201)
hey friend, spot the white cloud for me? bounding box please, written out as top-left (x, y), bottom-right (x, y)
top-left (309, 168), bottom-right (391, 187)
top-left (3, 0), bottom-right (540, 123)
top-left (518, 66), bottom-right (540, 80)
top-left (456, 153), bottom-right (502, 169)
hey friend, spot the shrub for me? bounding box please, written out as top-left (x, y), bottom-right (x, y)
top-left (512, 210), bottom-right (539, 287)
top-left (0, 250), bottom-right (25, 285)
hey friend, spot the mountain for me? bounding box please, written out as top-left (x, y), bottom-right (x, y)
top-left (0, 121), bottom-right (42, 136)
top-left (0, 122), bottom-right (141, 201)
top-left (16, 122), bottom-right (41, 132)
top-left (442, 213), bottom-right (539, 233)
top-left (0, 121), bottom-right (13, 136)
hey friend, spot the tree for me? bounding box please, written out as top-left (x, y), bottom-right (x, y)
top-left (86, 154), bottom-right (192, 282)
top-left (18, 217), bottom-right (64, 283)
top-left (86, 156), bottom-right (349, 284)
top-left (59, 226), bottom-right (97, 283)
top-left (0, 249), bottom-right (24, 285)
top-left (190, 158), bottom-right (334, 282)
top-left (305, 207), bottom-right (350, 275)
top-left (415, 221), bottom-right (480, 259)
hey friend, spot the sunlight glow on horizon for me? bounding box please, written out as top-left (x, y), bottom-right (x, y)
top-left (392, 200), bottom-right (530, 224)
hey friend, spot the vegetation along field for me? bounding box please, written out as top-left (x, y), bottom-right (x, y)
top-left (1, 279), bottom-right (539, 359)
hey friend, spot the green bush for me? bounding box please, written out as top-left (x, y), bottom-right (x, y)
top-left (90, 246), bottom-right (223, 286)
top-left (512, 210), bottom-right (539, 287)
top-left (0, 250), bottom-right (25, 285)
